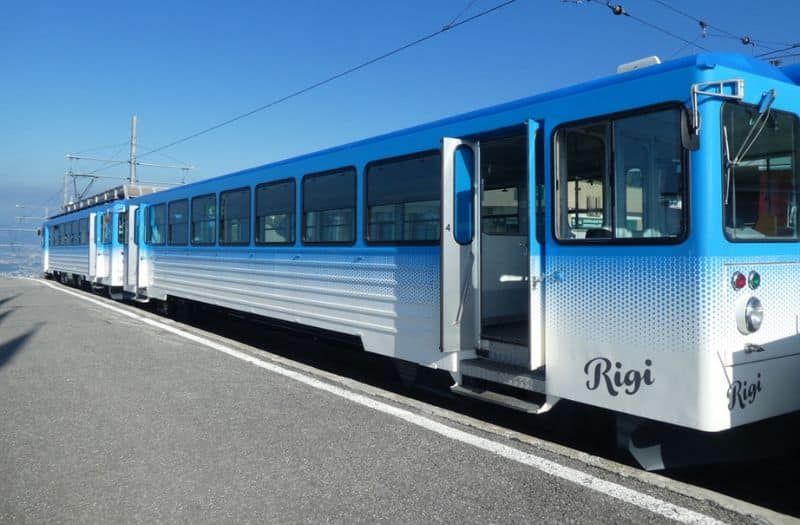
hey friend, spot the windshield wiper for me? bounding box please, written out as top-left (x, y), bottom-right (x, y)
top-left (724, 89), bottom-right (777, 206)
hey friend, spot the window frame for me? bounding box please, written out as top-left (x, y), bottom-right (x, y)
top-left (364, 150), bottom-right (441, 246)
top-left (302, 166), bottom-right (358, 246)
top-left (80, 218), bottom-right (89, 245)
top-left (552, 102), bottom-right (690, 245)
top-left (167, 199), bottom-right (189, 246)
top-left (219, 187), bottom-right (252, 247)
top-left (255, 178), bottom-right (296, 246)
top-left (133, 209), bottom-right (139, 246)
top-left (67, 221), bottom-right (75, 246)
top-left (145, 203), bottom-right (167, 246)
top-left (720, 102), bottom-right (800, 244)
top-left (190, 193), bottom-right (217, 246)
top-left (118, 211), bottom-right (128, 245)
top-left (101, 213), bottom-right (113, 245)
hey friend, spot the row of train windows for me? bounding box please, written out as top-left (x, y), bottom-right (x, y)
top-left (145, 151), bottom-right (442, 246)
top-left (49, 213), bottom-right (128, 246)
top-left (49, 219), bottom-right (89, 246)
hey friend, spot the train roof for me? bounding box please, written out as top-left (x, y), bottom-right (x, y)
top-left (48, 184), bottom-right (166, 220)
top-left (780, 62), bottom-right (800, 85)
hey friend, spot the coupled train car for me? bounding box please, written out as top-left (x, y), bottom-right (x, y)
top-left (43, 53), bottom-right (800, 468)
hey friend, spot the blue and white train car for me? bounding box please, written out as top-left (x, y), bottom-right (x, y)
top-left (44, 53), bottom-right (800, 456)
top-left (43, 185), bottom-right (157, 297)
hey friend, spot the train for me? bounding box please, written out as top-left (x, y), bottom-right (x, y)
top-left (42, 52), bottom-right (800, 469)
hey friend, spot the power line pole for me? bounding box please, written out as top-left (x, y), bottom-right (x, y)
top-left (64, 116), bottom-right (193, 208)
top-left (129, 114), bottom-right (138, 184)
top-left (63, 173), bottom-right (69, 208)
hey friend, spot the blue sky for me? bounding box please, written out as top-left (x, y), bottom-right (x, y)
top-left (1, 0), bottom-right (798, 230)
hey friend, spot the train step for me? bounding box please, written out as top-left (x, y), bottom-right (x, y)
top-left (450, 384), bottom-right (545, 413)
top-left (459, 358), bottom-right (546, 393)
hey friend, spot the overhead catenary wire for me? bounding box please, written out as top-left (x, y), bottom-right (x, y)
top-left (586, 1), bottom-right (711, 52)
top-left (668, 35), bottom-right (706, 59)
top-left (39, 186), bottom-right (66, 209)
top-left (137, 144), bottom-right (192, 169)
top-left (763, 52), bottom-right (800, 62)
top-left (757, 43), bottom-right (800, 59)
top-left (444, 0), bottom-right (483, 29)
top-left (643, 0), bottom-right (787, 51)
top-left (82, 142), bottom-right (131, 176)
top-left (581, 0), bottom-right (798, 58)
top-left (136, 0), bottom-right (518, 160)
top-left (74, 140), bottom-right (130, 156)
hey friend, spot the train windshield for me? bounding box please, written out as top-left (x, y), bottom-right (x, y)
top-left (723, 103), bottom-right (800, 241)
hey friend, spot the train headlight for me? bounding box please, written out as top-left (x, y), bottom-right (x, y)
top-left (736, 296), bottom-right (764, 335)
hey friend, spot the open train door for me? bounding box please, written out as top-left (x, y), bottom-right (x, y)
top-left (124, 205), bottom-right (139, 294)
top-left (440, 138), bottom-right (479, 353)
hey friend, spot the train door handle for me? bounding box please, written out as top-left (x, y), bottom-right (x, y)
top-left (531, 270), bottom-right (564, 290)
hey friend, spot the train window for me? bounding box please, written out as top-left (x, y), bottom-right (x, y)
top-left (80, 218), bottom-right (88, 245)
top-left (168, 199), bottom-right (189, 246)
top-left (101, 213), bottom-right (112, 245)
top-left (146, 204), bottom-right (166, 245)
top-left (118, 212), bottom-right (128, 245)
top-left (556, 107), bottom-right (685, 242)
top-left (557, 122), bottom-right (610, 239)
top-left (256, 179), bottom-right (295, 245)
top-left (366, 151), bottom-right (440, 243)
top-left (220, 188), bottom-right (251, 245)
top-left (191, 194), bottom-right (216, 245)
top-left (303, 168), bottom-right (356, 244)
top-left (67, 221), bottom-right (75, 245)
top-left (723, 104), bottom-right (799, 241)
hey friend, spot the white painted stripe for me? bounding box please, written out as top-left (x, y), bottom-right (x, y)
top-left (37, 280), bottom-right (725, 525)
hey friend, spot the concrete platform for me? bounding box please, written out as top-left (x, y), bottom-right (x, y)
top-left (0, 277), bottom-right (764, 524)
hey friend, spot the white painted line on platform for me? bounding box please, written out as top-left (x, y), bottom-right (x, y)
top-left (39, 280), bottom-right (725, 525)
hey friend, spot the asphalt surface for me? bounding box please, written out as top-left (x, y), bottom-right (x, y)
top-left (0, 277), bottom-right (757, 524)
